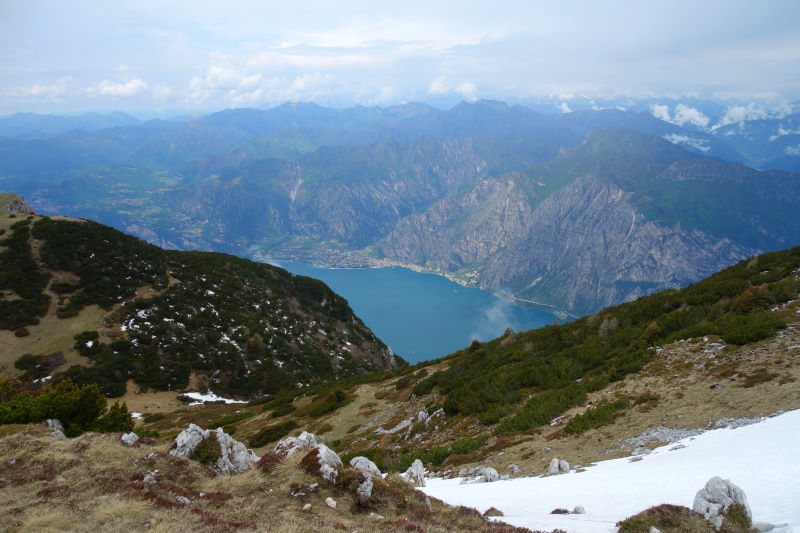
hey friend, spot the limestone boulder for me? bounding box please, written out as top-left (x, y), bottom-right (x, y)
top-left (693, 476), bottom-right (751, 529)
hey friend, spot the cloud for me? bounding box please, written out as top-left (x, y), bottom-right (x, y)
top-left (663, 133), bottom-right (710, 153)
top-left (560, 102), bottom-right (572, 113)
top-left (17, 77), bottom-right (72, 98)
top-left (769, 126), bottom-right (800, 141)
top-left (650, 103), bottom-right (709, 129)
top-left (672, 104), bottom-right (710, 129)
top-left (468, 300), bottom-right (516, 343)
top-left (712, 102), bottom-right (795, 129)
top-left (428, 76), bottom-right (478, 101)
top-left (651, 104), bottom-right (671, 122)
top-left (786, 144), bottom-right (800, 156)
top-left (86, 78), bottom-right (148, 97)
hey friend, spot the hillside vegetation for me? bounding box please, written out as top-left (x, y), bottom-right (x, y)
top-left (0, 208), bottom-right (398, 399)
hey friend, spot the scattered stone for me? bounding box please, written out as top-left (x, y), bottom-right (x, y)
top-left (121, 432), bottom-right (139, 446)
top-left (350, 456), bottom-right (382, 477)
top-left (649, 527), bottom-right (660, 533)
top-left (628, 456), bottom-right (643, 462)
top-left (548, 458), bottom-right (569, 474)
top-left (325, 497), bottom-right (337, 509)
top-left (273, 431), bottom-right (318, 457)
top-left (669, 444), bottom-right (687, 451)
top-left (631, 447), bottom-right (652, 456)
top-left (573, 506), bottom-right (586, 514)
top-left (299, 444), bottom-right (343, 484)
top-left (550, 508), bottom-right (569, 514)
top-left (368, 512), bottom-right (384, 520)
top-left (627, 426), bottom-right (703, 447)
top-left (483, 507), bottom-right (504, 517)
top-left (499, 474), bottom-right (510, 481)
top-left (475, 466), bottom-right (499, 483)
top-left (693, 476), bottom-right (751, 529)
top-left (302, 503), bottom-right (312, 512)
top-left (403, 459), bottom-right (426, 487)
top-left (142, 472), bottom-right (156, 485)
top-left (176, 496), bottom-right (191, 505)
top-left (710, 383), bottom-right (724, 390)
top-left (508, 464), bottom-right (520, 475)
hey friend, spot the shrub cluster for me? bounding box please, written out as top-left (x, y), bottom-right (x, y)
top-left (416, 246), bottom-right (799, 434)
top-left (0, 377), bottom-right (133, 437)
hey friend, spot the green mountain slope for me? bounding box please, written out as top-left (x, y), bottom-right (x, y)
top-left (0, 207), bottom-right (398, 399)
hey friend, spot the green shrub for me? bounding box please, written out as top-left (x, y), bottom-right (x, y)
top-left (92, 400), bottom-right (135, 433)
top-left (189, 435), bottom-right (222, 465)
top-left (564, 398), bottom-right (630, 435)
top-left (617, 504), bottom-right (714, 532)
top-left (0, 377), bottom-right (129, 437)
top-left (205, 411), bottom-right (254, 429)
top-left (720, 309), bottom-right (785, 345)
top-left (248, 420), bottom-right (298, 448)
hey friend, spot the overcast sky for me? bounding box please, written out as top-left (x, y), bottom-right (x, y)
top-left (2, 0), bottom-right (799, 115)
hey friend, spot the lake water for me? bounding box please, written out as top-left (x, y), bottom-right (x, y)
top-left (274, 262), bottom-right (557, 364)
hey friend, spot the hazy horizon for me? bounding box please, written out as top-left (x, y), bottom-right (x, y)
top-left (2, 0), bottom-right (799, 116)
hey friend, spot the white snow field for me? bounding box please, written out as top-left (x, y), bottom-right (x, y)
top-left (420, 409), bottom-right (800, 533)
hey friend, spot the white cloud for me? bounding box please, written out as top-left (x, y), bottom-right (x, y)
top-left (18, 77), bottom-right (72, 98)
top-left (712, 102), bottom-right (795, 129)
top-left (559, 102), bottom-right (572, 113)
top-left (428, 77), bottom-right (477, 101)
top-left (663, 133), bottom-right (710, 153)
top-left (786, 144), bottom-right (800, 156)
top-left (650, 103), bottom-right (709, 129)
top-left (769, 126), bottom-right (800, 141)
top-left (672, 104), bottom-right (710, 129)
top-left (86, 78), bottom-right (148, 97)
top-left (651, 104), bottom-right (671, 122)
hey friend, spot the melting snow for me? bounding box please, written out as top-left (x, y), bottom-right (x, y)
top-left (420, 410), bottom-right (800, 532)
top-left (182, 391), bottom-right (247, 406)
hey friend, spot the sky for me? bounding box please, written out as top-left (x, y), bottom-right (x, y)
top-left (2, 0), bottom-right (799, 115)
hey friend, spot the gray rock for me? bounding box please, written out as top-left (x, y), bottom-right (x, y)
top-left (356, 473), bottom-right (374, 502)
top-left (46, 419), bottom-right (65, 432)
top-left (350, 456), bottom-right (382, 477)
top-left (573, 506), bottom-right (586, 514)
top-left (508, 464), bottom-right (520, 474)
top-left (693, 476), bottom-right (751, 529)
top-left (211, 428), bottom-right (259, 475)
top-left (548, 458), bottom-right (560, 474)
top-left (121, 432), bottom-right (139, 446)
top-left (46, 419), bottom-right (66, 438)
top-left (143, 472), bottom-right (156, 485)
top-left (170, 424), bottom-right (209, 459)
top-left (170, 424), bottom-right (259, 475)
top-left (176, 496), bottom-right (190, 505)
top-left (404, 459), bottom-right (426, 487)
top-left (325, 497), bottom-right (336, 509)
top-left (649, 527), bottom-right (660, 533)
top-left (302, 444), bottom-right (343, 484)
top-left (302, 503), bottom-right (312, 512)
top-left (475, 466), bottom-right (499, 483)
top-left (558, 459), bottom-right (570, 473)
top-left (273, 431), bottom-right (318, 457)
top-left (499, 474), bottom-right (510, 480)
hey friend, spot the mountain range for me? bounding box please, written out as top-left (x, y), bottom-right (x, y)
top-left (3, 100), bottom-right (800, 315)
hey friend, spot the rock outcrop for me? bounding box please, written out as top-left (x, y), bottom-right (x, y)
top-left (350, 456), bottom-right (382, 477)
top-left (273, 431), bottom-right (318, 457)
top-left (0, 194), bottom-right (35, 215)
top-left (693, 476), bottom-right (751, 529)
top-left (121, 432), bottom-right (139, 446)
top-left (299, 444), bottom-right (342, 484)
top-left (548, 458), bottom-right (569, 474)
top-left (170, 424), bottom-right (259, 475)
top-left (403, 459), bottom-right (426, 487)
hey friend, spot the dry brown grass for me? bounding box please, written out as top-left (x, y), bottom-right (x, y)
top-left (0, 421), bottom-right (534, 533)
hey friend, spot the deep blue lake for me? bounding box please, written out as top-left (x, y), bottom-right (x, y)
top-left (274, 262), bottom-right (557, 364)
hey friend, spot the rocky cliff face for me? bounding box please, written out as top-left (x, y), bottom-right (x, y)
top-left (0, 193), bottom-right (36, 215)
